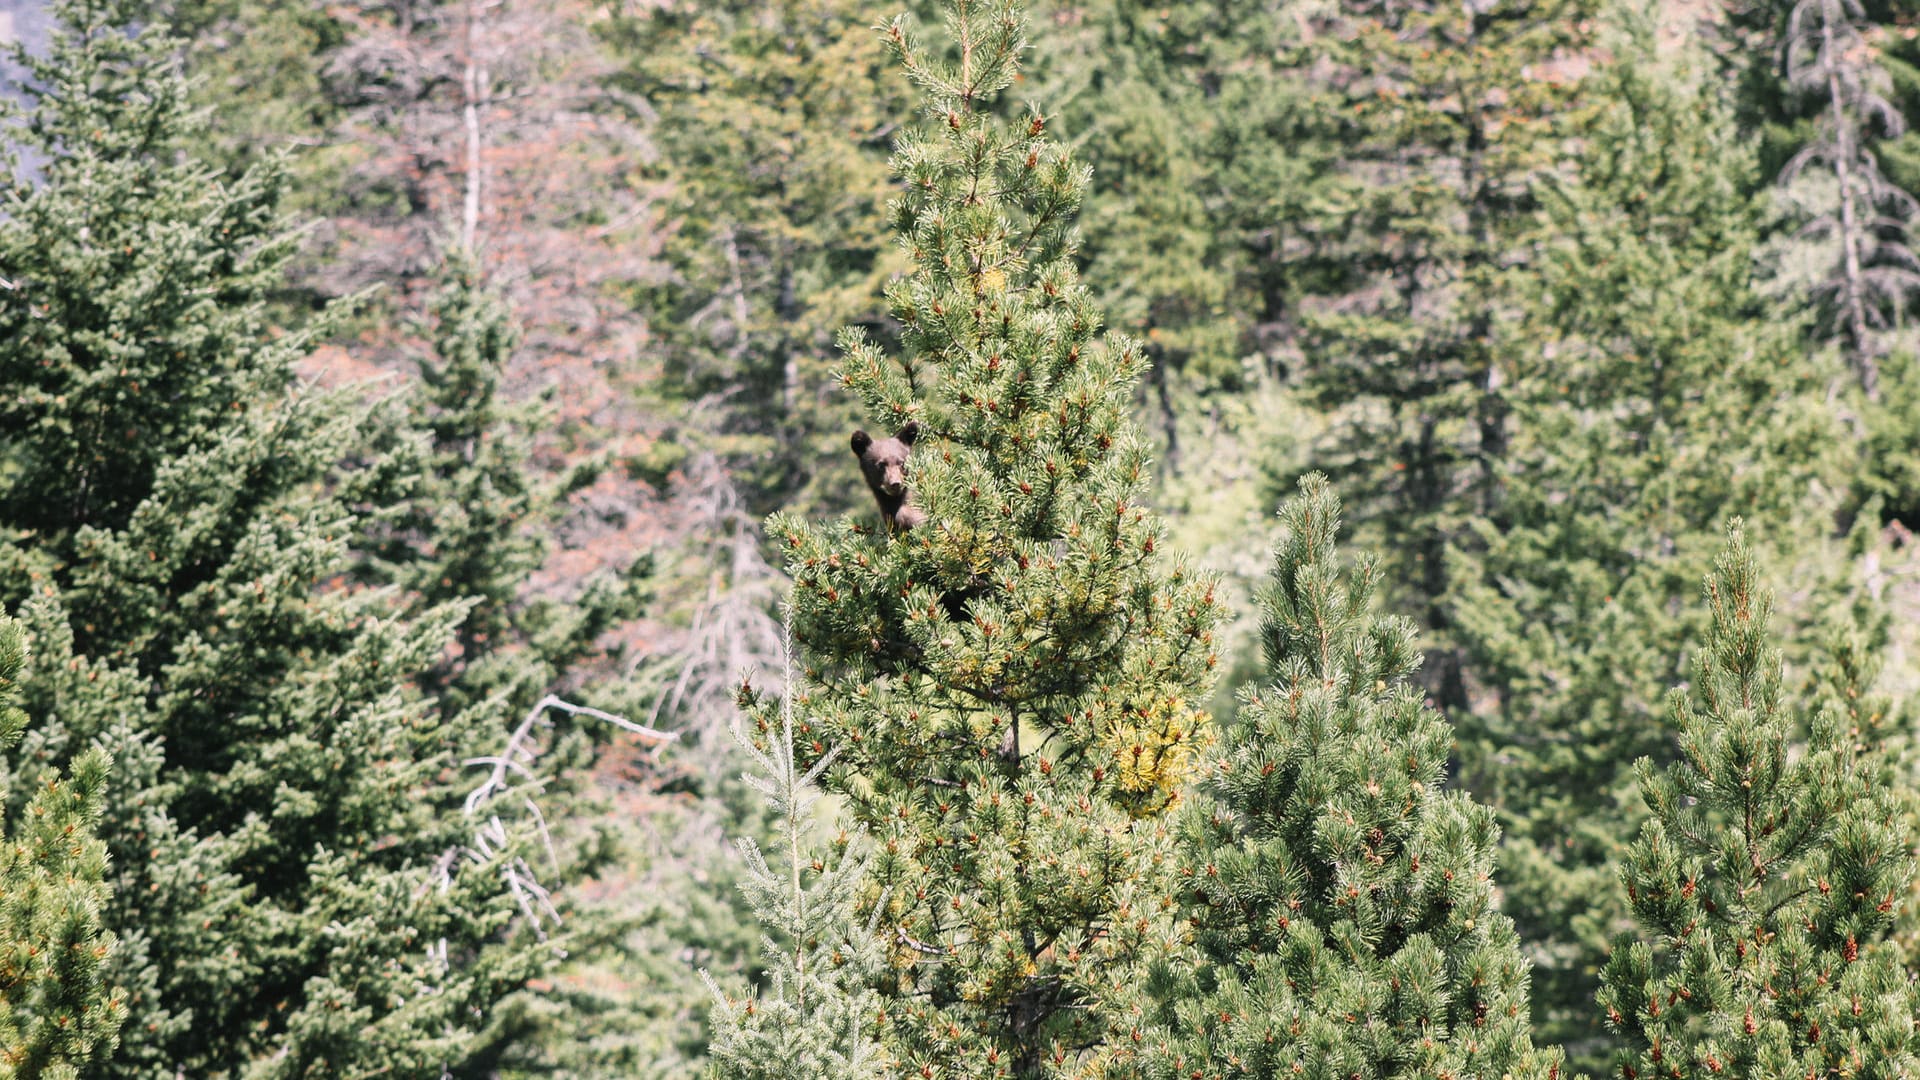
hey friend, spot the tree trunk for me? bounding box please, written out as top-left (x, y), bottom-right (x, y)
top-left (1821, 0), bottom-right (1880, 398)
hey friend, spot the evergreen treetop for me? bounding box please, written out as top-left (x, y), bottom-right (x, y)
top-left (765, 0), bottom-right (1223, 1072)
top-left (356, 248), bottom-right (644, 717)
top-left (1142, 475), bottom-right (1561, 1080)
top-left (0, 0), bottom-right (303, 557)
top-left (1599, 523), bottom-right (1919, 1080)
top-left (0, 2), bottom-right (561, 1073)
top-left (706, 611), bottom-right (888, 1080)
top-left (1296, 0), bottom-right (1598, 678)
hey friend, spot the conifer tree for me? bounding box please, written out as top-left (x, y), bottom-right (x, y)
top-left (706, 613), bottom-right (887, 1080)
top-left (358, 248), bottom-right (645, 715)
top-left (1023, 0), bottom-right (1338, 581)
top-left (1443, 15), bottom-right (1856, 1068)
top-left (1031, 0), bottom-right (1343, 413)
top-left (0, 1), bottom-right (553, 1074)
top-left (0, 618), bottom-right (122, 1080)
top-left (767, 0), bottom-right (1223, 1072)
top-left (1775, 0), bottom-right (1920, 398)
top-left (1026, 1), bottom-right (1277, 398)
top-left (1139, 475), bottom-right (1561, 1080)
top-left (1293, 0), bottom-right (1596, 703)
top-left (1598, 524), bottom-right (1919, 1080)
top-left (348, 251), bottom-right (654, 1079)
top-left (603, 0), bottom-right (910, 515)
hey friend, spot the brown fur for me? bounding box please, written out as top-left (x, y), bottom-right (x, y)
top-left (851, 421), bottom-right (926, 533)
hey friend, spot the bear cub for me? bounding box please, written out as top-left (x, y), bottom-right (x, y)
top-left (851, 421), bottom-right (926, 533)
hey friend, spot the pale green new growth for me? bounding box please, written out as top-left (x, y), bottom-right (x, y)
top-left (705, 608), bottom-right (888, 1079)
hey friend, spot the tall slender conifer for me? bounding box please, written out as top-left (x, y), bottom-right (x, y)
top-left (1599, 525), bottom-right (1919, 1080)
top-left (766, 1), bottom-right (1222, 1073)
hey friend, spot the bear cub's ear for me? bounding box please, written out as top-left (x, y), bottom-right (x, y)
top-left (851, 430), bottom-right (873, 456)
top-left (896, 420), bottom-right (919, 446)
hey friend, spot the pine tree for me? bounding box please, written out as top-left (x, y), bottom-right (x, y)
top-left (706, 611), bottom-right (887, 1080)
top-left (0, 1), bottom-right (555, 1073)
top-left (1443, 13), bottom-right (1856, 1068)
top-left (1007, 0), bottom-right (1348, 719)
top-left (0, 618), bottom-right (123, 1080)
top-left (1135, 475), bottom-right (1560, 1080)
top-left (1598, 523), bottom-right (1920, 1080)
top-left (767, 0), bottom-right (1224, 1072)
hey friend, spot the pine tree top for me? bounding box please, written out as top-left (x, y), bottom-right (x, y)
top-left (1600, 522), bottom-right (1919, 1080)
top-left (1147, 475), bottom-right (1561, 1080)
top-left (765, 1), bottom-right (1222, 1071)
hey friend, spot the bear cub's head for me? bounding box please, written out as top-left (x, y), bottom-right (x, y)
top-left (851, 421), bottom-right (918, 501)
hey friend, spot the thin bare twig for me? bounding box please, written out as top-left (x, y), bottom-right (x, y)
top-left (433, 693), bottom-right (677, 955)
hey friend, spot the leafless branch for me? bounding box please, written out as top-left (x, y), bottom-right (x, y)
top-left (433, 693), bottom-right (677, 952)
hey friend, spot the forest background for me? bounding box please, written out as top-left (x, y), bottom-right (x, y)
top-left (6, 0), bottom-right (1920, 1074)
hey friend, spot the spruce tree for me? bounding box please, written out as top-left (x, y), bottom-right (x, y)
top-left (0, 618), bottom-right (122, 1080)
top-left (1292, 0), bottom-right (1596, 705)
top-left (1139, 475), bottom-right (1561, 1080)
top-left (1598, 524), bottom-right (1919, 1080)
top-left (357, 247), bottom-right (645, 715)
top-left (767, 0), bottom-right (1223, 1072)
top-left (0, 1), bottom-right (553, 1073)
top-left (1025, 0), bottom-right (1279, 399)
top-left (1444, 13), bottom-right (1856, 1067)
top-left (348, 250), bottom-right (653, 1079)
top-left (706, 614), bottom-right (887, 1080)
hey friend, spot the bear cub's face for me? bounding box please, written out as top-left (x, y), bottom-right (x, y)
top-left (851, 421), bottom-right (918, 500)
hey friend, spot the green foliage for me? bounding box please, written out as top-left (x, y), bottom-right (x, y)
top-left (358, 248), bottom-right (646, 713)
top-left (0, 619), bottom-right (123, 1080)
top-left (765, 1), bottom-right (1224, 1072)
top-left (706, 616), bottom-right (888, 1079)
top-left (1024, 1), bottom-right (1330, 696)
top-left (9, 0), bottom-right (1920, 1078)
top-left (1028, 0), bottom-right (1311, 393)
top-left (1442, 13), bottom-right (1857, 1066)
top-left (1293, 0), bottom-right (1597, 678)
top-left (1857, 348), bottom-right (1920, 526)
top-left (162, 0), bottom-right (351, 200)
top-left (0, 0), bottom-right (299, 554)
top-left (1139, 476), bottom-right (1560, 1080)
top-left (1598, 524), bottom-right (1920, 1080)
top-left (0, 2), bottom-right (554, 1074)
top-left (603, 0), bottom-right (911, 514)
top-left (344, 253), bottom-right (651, 1080)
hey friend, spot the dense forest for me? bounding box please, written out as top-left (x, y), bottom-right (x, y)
top-left (3, 0), bottom-right (1920, 1075)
